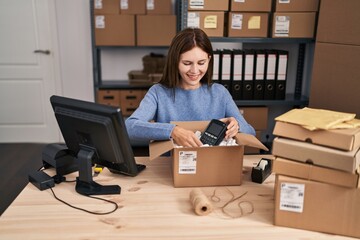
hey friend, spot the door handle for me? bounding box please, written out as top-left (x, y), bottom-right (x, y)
top-left (34, 49), bottom-right (51, 55)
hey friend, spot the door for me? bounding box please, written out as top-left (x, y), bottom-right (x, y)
top-left (0, 0), bottom-right (61, 142)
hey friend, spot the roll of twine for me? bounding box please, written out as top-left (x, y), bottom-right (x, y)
top-left (189, 188), bottom-right (214, 216)
top-left (189, 187), bottom-right (254, 218)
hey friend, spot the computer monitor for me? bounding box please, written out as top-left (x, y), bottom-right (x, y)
top-left (50, 95), bottom-right (145, 196)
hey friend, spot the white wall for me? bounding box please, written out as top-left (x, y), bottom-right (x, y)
top-left (54, 0), bottom-right (94, 101)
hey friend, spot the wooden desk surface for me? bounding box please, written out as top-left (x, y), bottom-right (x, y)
top-left (0, 155), bottom-right (354, 240)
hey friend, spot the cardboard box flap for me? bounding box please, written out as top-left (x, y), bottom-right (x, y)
top-left (149, 121), bottom-right (268, 161)
top-left (235, 133), bottom-right (269, 151)
top-left (149, 140), bottom-right (173, 160)
top-left (172, 121), bottom-right (268, 150)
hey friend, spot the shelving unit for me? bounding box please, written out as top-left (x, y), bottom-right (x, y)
top-left (177, 0), bottom-right (313, 107)
top-left (90, 0), bottom-right (315, 133)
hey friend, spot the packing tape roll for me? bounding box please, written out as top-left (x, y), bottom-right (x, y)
top-left (189, 188), bottom-right (213, 216)
top-left (259, 159), bottom-right (268, 170)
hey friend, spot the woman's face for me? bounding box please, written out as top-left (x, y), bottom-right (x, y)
top-left (178, 46), bottom-right (210, 90)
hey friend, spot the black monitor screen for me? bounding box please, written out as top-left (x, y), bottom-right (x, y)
top-left (50, 95), bottom-right (145, 195)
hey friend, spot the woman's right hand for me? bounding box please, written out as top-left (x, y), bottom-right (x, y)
top-left (171, 126), bottom-right (203, 147)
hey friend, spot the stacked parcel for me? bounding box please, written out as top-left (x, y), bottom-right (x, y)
top-left (271, 107), bottom-right (360, 238)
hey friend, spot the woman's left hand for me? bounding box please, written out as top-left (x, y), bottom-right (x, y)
top-left (220, 117), bottom-right (239, 139)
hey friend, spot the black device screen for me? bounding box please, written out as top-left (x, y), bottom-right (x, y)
top-left (207, 123), bottom-right (225, 136)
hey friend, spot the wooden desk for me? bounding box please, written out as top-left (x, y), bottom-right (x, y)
top-left (0, 155), bottom-right (354, 240)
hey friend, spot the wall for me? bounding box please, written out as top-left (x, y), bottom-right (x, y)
top-left (54, 0), bottom-right (94, 101)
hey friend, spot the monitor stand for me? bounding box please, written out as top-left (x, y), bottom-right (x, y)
top-left (76, 148), bottom-right (121, 196)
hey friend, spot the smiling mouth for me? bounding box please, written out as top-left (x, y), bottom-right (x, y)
top-left (188, 74), bottom-right (200, 80)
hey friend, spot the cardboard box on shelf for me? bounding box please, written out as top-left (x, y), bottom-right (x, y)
top-left (316, 0), bottom-right (360, 45)
top-left (120, 0), bottom-right (146, 15)
top-left (146, 0), bottom-right (173, 15)
top-left (128, 70), bottom-right (149, 81)
top-left (230, 0), bottom-right (272, 12)
top-left (136, 15), bottom-right (176, 46)
top-left (228, 12), bottom-right (269, 38)
top-left (273, 121), bottom-right (360, 151)
top-left (149, 121), bottom-right (268, 187)
top-left (272, 12), bottom-right (316, 38)
top-left (273, 157), bottom-right (359, 188)
top-left (239, 107), bottom-right (268, 130)
top-left (275, 0), bottom-right (319, 12)
top-left (94, 14), bottom-right (135, 46)
top-left (188, 0), bottom-right (229, 11)
top-left (187, 11), bottom-right (226, 37)
top-left (93, 0), bottom-right (120, 14)
top-left (272, 137), bottom-right (360, 173)
top-left (274, 175), bottom-right (360, 239)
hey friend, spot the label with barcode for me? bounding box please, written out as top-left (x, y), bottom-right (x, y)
top-left (147, 0), bottom-right (154, 10)
top-left (189, 0), bottom-right (204, 9)
top-left (231, 14), bottom-right (243, 30)
top-left (95, 16), bottom-right (105, 29)
top-left (187, 12), bottom-right (200, 28)
top-left (279, 182), bottom-right (305, 213)
top-left (274, 16), bottom-right (290, 37)
top-left (94, 0), bottom-right (103, 9)
top-left (120, 0), bottom-right (129, 10)
top-left (178, 151), bottom-right (197, 174)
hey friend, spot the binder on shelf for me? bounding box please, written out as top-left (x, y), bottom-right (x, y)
top-left (242, 50), bottom-right (255, 100)
top-left (231, 49), bottom-right (243, 100)
top-left (275, 50), bottom-right (289, 100)
top-left (264, 50), bottom-right (277, 100)
top-left (220, 49), bottom-right (232, 93)
top-left (212, 49), bottom-right (221, 84)
top-left (254, 50), bottom-right (266, 100)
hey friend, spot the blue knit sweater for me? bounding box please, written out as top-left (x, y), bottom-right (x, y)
top-left (125, 83), bottom-right (255, 142)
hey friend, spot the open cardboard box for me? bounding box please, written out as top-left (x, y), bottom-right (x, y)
top-left (149, 121), bottom-right (268, 187)
top-left (273, 121), bottom-right (360, 151)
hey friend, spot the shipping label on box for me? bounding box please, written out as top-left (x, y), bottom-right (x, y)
top-left (274, 15), bottom-right (290, 37)
top-left (187, 12), bottom-right (201, 28)
top-left (188, 0), bottom-right (229, 11)
top-left (278, 181), bottom-right (305, 213)
top-left (275, 175), bottom-right (360, 239)
top-left (178, 151), bottom-right (197, 174)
